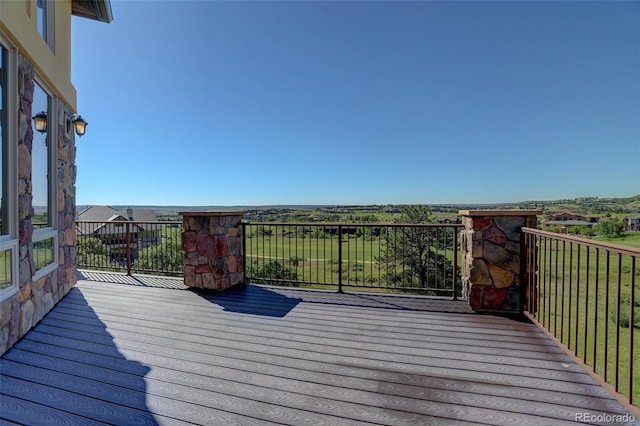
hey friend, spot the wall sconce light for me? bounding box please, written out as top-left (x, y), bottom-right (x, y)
top-left (71, 115), bottom-right (88, 137)
top-left (32, 111), bottom-right (47, 133)
top-left (33, 112), bottom-right (88, 137)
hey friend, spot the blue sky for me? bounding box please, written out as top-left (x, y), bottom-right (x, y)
top-left (72, 0), bottom-right (640, 206)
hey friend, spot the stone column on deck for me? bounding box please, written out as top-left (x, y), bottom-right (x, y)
top-left (459, 209), bottom-right (541, 313)
top-left (180, 211), bottom-right (244, 291)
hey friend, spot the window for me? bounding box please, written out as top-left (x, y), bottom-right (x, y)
top-left (0, 47), bottom-right (7, 236)
top-left (31, 80), bottom-right (57, 280)
top-left (0, 42), bottom-right (18, 300)
top-left (33, 237), bottom-right (54, 270)
top-left (36, 0), bottom-right (54, 51)
top-left (0, 249), bottom-right (12, 292)
top-left (31, 81), bottom-right (50, 227)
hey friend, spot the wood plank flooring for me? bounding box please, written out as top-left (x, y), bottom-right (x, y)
top-left (1, 274), bottom-right (638, 425)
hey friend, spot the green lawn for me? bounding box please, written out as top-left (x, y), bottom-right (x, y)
top-left (245, 233), bottom-right (393, 287)
top-left (244, 225), bottom-right (461, 294)
top-left (534, 237), bottom-right (639, 405)
top-left (595, 232), bottom-right (640, 249)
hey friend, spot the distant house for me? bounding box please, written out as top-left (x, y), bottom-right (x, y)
top-left (544, 211), bottom-right (598, 223)
top-left (542, 210), bottom-right (599, 231)
top-left (77, 206), bottom-right (158, 262)
top-left (435, 216), bottom-right (461, 224)
top-left (77, 205), bottom-right (157, 226)
top-left (624, 215), bottom-right (640, 231)
top-left (323, 225), bottom-right (357, 235)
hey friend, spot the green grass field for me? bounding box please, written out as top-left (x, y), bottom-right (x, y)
top-left (595, 232), bottom-right (640, 249)
top-left (244, 224), bottom-right (461, 294)
top-left (534, 237), bottom-right (639, 405)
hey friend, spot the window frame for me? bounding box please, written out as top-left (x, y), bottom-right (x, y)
top-left (0, 33), bottom-right (19, 302)
top-left (30, 73), bottom-right (59, 281)
top-left (31, 79), bottom-right (53, 228)
top-left (36, 0), bottom-right (55, 52)
top-left (32, 230), bottom-right (57, 281)
top-left (31, 75), bottom-right (58, 281)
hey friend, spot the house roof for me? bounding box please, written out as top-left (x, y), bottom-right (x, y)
top-left (76, 206), bottom-right (159, 236)
top-left (77, 206), bottom-right (157, 222)
top-left (545, 210), bottom-right (588, 219)
top-left (435, 216), bottom-right (460, 223)
top-left (72, 0), bottom-right (113, 23)
top-left (123, 209), bottom-right (157, 222)
top-left (77, 205), bottom-right (120, 222)
top-left (542, 220), bottom-right (596, 227)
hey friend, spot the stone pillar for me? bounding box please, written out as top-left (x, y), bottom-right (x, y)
top-left (459, 209), bottom-right (541, 313)
top-left (180, 211), bottom-right (244, 291)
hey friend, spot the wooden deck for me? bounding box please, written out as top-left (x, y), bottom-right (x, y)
top-left (1, 272), bottom-right (638, 425)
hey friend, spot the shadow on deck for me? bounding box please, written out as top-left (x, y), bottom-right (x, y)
top-left (1, 271), bottom-right (638, 425)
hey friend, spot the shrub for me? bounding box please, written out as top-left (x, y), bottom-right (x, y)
top-left (248, 260), bottom-right (299, 286)
top-left (610, 294), bottom-right (640, 329)
top-left (594, 220), bottom-right (624, 238)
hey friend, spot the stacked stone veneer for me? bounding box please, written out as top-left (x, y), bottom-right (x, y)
top-left (459, 210), bottom-right (541, 313)
top-left (0, 55), bottom-right (78, 355)
top-left (181, 211), bottom-right (244, 291)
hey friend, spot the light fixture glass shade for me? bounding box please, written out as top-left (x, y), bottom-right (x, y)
top-left (71, 115), bottom-right (88, 136)
top-left (32, 111), bottom-right (47, 133)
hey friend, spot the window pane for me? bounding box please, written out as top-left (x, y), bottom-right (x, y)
top-left (33, 237), bottom-right (54, 271)
top-left (31, 82), bottom-right (50, 227)
top-left (0, 249), bottom-right (11, 291)
top-left (37, 0), bottom-right (47, 41)
top-left (0, 47), bottom-right (5, 236)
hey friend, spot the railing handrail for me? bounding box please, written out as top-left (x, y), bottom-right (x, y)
top-left (242, 221), bottom-right (464, 228)
top-left (522, 227), bottom-right (640, 256)
top-left (76, 220), bottom-right (182, 225)
top-left (242, 221), bottom-right (461, 298)
top-left (75, 220), bottom-right (183, 276)
top-left (521, 226), bottom-right (638, 411)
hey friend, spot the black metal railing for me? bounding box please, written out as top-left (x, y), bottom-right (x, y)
top-left (522, 228), bottom-right (639, 408)
top-left (76, 220), bottom-right (183, 276)
top-left (242, 222), bottom-right (463, 297)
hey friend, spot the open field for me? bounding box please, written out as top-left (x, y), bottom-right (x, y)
top-left (532, 234), bottom-right (639, 405)
top-left (595, 232), bottom-right (640, 249)
top-left (244, 223), bottom-right (462, 295)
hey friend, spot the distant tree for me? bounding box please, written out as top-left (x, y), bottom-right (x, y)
top-left (136, 232), bottom-right (182, 273)
top-left (378, 205), bottom-right (459, 294)
top-left (80, 236), bottom-right (108, 256)
top-left (594, 220), bottom-right (624, 238)
top-left (77, 236), bottom-right (109, 266)
top-left (247, 260), bottom-right (298, 286)
top-left (546, 225), bottom-right (561, 234)
top-left (567, 226), bottom-right (595, 237)
top-left (611, 294), bottom-right (640, 329)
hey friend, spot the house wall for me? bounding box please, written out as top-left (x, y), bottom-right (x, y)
top-left (625, 217), bottom-right (640, 231)
top-left (0, 1), bottom-right (78, 355)
top-left (0, 0), bottom-right (76, 110)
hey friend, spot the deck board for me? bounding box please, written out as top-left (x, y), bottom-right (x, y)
top-left (1, 274), bottom-right (638, 425)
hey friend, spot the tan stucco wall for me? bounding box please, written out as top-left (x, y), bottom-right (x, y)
top-left (0, 0), bottom-right (77, 110)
